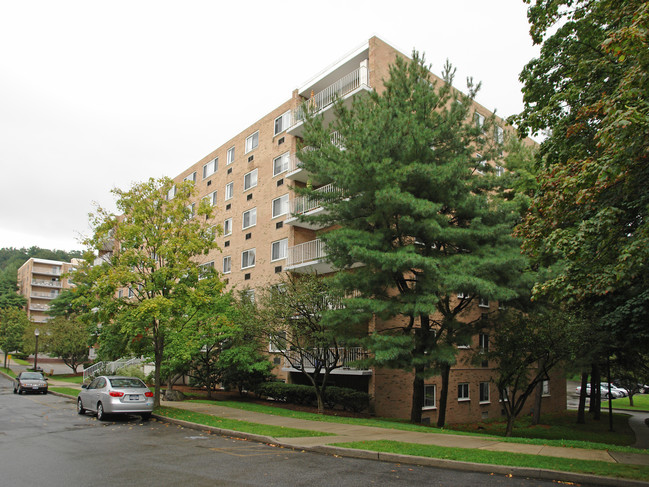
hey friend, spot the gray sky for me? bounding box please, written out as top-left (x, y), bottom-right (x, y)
top-left (0, 0), bottom-right (538, 252)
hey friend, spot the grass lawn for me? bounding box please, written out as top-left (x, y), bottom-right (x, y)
top-left (187, 399), bottom-right (644, 453)
top-left (49, 387), bottom-right (80, 397)
top-left (51, 375), bottom-right (84, 384)
top-left (610, 394), bottom-right (649, 411)
top-left (446, 410), bottom-right (636, 446)
top-left (332, 440), bottom-right (649, 482)
top-left (154, 406), bottom-right (333, 438)
top-left (10, 357), bottom-right (30, 366)
top-left (0, 367), bottom-right (16, 378)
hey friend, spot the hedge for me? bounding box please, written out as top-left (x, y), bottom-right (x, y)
top-left (255, 382), bottom-right (371, 412)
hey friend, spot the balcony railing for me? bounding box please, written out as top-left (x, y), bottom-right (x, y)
top-left (31, 291), bottom-right (60, 299)
top-left (29, 303), bottom-right (50, 311)
top-left (284, 346), bottom-right (370, 371)
top-left (32, 266), bottom-right (61, 276)
top-left (287, 239), bottom-right (327, 267)
top-left (32, 279), bottom-right (62, 288)
top-left (291, 183), bottom-right (342, 216)
top-left (292, 66), bottom-right (367, 126)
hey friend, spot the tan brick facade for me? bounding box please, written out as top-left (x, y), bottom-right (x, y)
top-left (163, 36), bottom-right (565, 423)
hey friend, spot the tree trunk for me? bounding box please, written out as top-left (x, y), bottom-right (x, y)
top-left (532, 380), bottom-right (543, 425)
top-left (590, 363), bottom-right (601, 420)
top-left (629, 392), bottom-right (635, 407)
top-left (577, 372), bottom-right (588, 424)
top-left (436, 363), bottom-right (451, 428)
top-left (315, 385), bottom-right (325, 414)
top-left (505, 412), bottom-right (516, 437)
top-left (410, 368), bottom-right (424, 423)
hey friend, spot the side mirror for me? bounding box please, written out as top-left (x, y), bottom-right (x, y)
top-left (44, 378), bottom-right (49, 381)
top-left (81, 384), bottom-right (88, 389)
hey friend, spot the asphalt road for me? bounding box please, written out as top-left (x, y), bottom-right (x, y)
top-left (0, 375), bottom-right (569, 487)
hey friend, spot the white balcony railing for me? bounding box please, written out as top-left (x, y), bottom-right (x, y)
top-left (291, 183), bottom-right (342, 216)
top-left (292, 65), bottom-right (368, 127)
top-left (284, 346), bottom-right (370, 370)
top-left (32, 279), bottom-right (62, 288)
top-left (29, 303), bottom-right (50, 311)
top-left (287, 239), bottom-right (327, 267)
top-left (30, 291), bottom-right (60, 299)
top-left (32, 266), bottom-right (62, 276)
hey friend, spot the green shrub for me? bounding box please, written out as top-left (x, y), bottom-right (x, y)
top-left (115, 365), bottom-right (145, 380)
top-left (255, 382), bottom-right (370, 412)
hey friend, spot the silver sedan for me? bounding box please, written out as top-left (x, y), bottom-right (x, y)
top-left (77, 376), bottom-right (154, 421)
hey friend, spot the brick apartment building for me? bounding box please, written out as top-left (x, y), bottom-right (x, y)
top-left (162, 36), bottom-right (566, 423)
top-left (17, 258), bottom-right (78, 324)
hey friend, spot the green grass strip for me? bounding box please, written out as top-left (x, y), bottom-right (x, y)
top-left (155, 406), bottom-right (333, 438)
top-left (10, 358), bottom-right (30, 366)
top-left (0, 367), bottom-right (17, 378)
top-left (49, 387), bottom-right (80, 397)
top-left (51, 375), bottom-right (84, 384)
top-left (187, 399), bottom-right (645, 454)
top-left (332, 440), bottom-right (649, 481)
top-left (610, 394), bottom-right (649, 411)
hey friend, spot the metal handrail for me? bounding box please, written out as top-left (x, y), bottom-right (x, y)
top-left (290, 183), bottom-right (342, 215)
top-left (287, 239), bottom-right (327, 267)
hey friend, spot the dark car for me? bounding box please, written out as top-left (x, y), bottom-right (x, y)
top-left (13, 371), bottom-right (48, 394)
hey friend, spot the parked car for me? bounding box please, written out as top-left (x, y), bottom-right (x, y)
top-left (601, 382), bottom-right (628, 397)
top-left (638, 384), bottom-right (649, 394)
top-left (575, 384), bottom-right (622, 399)
top-left (13, 371), bottom-right (48, 394)
top-left (77, 376), bottom-right (154, 421)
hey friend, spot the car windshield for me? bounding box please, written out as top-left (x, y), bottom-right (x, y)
top-left (109, 378), bottom-right (146, 388)
top-left (21, 373), bottom-right (44, 380)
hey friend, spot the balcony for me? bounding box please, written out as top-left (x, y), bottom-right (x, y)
top-left (285, 183), bottom-right (341, 230)
top-left (288, 61), bottom-right (370, 138)
top-left (285, 239), bottom-right (334, 274)
top-left (29, 303), bottom-right (50, 312)
top-left (32, 266), bottom-right (62, 276)
top-left (32, 279), bottom-right (62, 288)
top-left (31, 291), bottom-right (60, 300)
top-left (283, 347), bottom-right (372, 376)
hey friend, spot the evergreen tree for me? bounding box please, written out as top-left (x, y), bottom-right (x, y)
top-left (299, 53), bottom-right (526, 424)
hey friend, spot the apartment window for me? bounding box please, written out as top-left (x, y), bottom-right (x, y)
top-left (269, 331), bottom-right (286, 352)
top-left (242, 208), bottom-right (257, 229)
top-left (224, 218), bottom-right (232, 236)
top-left (225, 182), bottom-right (234, 201)
top-left (274, 111), bottom-right (291, 136)
top-left (187, 203), bottom-right (196, 219)
top-left (458, 383), bottom-right (470, 401)
top-left (128, 287), bottom-right (134, 298)
top-left (479, 333), bottom-right (489, 352)
top-left (243, 289), bottom-right (255, 303)
top-left (457, 292), bottom-right (469, 299)
top-left (479, 297), bottom-right (490, 308)
top-left (542, 380), bottom-right (550, 396)
top-left (495, 165), bottom-right (505, 177)
top-left (474, 112), bottom-right (485, 129)
top-left (241, 248), bottom-right (256, 269)
top-left (222, 256), bottom-right (231, 274)
top-left (203, 158), bottom-right (218, 179)
top-left (273, 152), bottom-right (290, 176)
top-left (245, 131), bottom-right (259, 154)
top-left (479, 382), bottom-right (490, 403)
top-left (184, 172), bottom-right (197, 183)
top-left (494, 126), bottom-right (504, 144)
top-left (227, 146), bottom-right (235, 165)
top-left (204, 191), bottom-right (217, 207)
top-left (244, 169), bottom-right (258, 191)
top-left (118, 289), bottom-right (123, 298)
top-left (476, 158), bottom-right (487, 175)
top-left (423, 384), bottom-right (436, 409)
top-left (272, 194), bottom-right (289, 218)
top-left (271, 238), bottom-right (288, 262)
top-left (167, 185), bottom-right (176, 200)
top-left (199, 261), bottom-right (214, 280)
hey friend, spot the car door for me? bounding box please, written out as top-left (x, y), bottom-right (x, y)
top-left (83, 378), bottom-right (102, 411)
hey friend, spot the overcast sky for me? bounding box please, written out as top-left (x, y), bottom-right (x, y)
top-left (0, 0), bottom-right (539, 252)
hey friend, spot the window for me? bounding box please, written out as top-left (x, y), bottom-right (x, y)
top-left (457, 292), bottom-right (469, 299)
top-left (479, 297), bottom-right (490, 308)
top-left (495, 165), bottom-right (505, 177)
top-left (187, 203), bottom-right (196, 219)
top-left (274, 111), bottom-right (291, 136)
top-left (243, 289), bottom-right (255, 303)
top-left (542, 380), bottom-right (550, 396)
top-left (167, 185), bottom-right (176, 200)
top-left (272, 194), bottom-right (289, 218)
top-left (423, 384), bottom-right (436, 409)
top-left (184, 172), bottom-right (197, 183)
top-left (479, 333), bottom-right (489, 352)
top-left (204, 191), bottom-right (217, 206)
top-left (494, 126), bottom-right (504, 144)
top-left (203, 158), bottom-right (218, 179)
top-left (242, 208), bottom-right (257, 229)
top-left (244, 169), bottom-right (258, 191)
top-left (245, 131), bottom-right (259, 153)
top-left (479, 382), bottom-right (490, 403)
top-left (271, 238), bottom-right (288, 261)
top-left (199, 261), bottom-right (214, 280)
top-left (241, 248), bottom-right (256, 269)
top-left (224, 218), bottom-right (232, 236)
top-left (269, 331), bottom-right (286, 352)
top-left (222, 256), bottom-right (231, 274)
top-left (225, 182), bottom-right (234, 201)
top-left (273, 152), bottom-right (290, 176)
top-left (458, 383), bottom-right (470, 401)
top-left (118, 289), bottom-right (123, 298)
top-left (227, 146), bottom-right (235, 165)
top-left (474, 112), bottom-right (485, 129)
top-left (476, 158), bottom-right (487, 175)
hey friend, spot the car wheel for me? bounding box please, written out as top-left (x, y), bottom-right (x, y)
top-left (97, 402), bottom-right (106, 421)
top-left (141, 413), bottom-right (151, 421)
top-left (13, 387), bottom-right (17, 394)
top-left (77, 398), bottom-right (85, 415)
